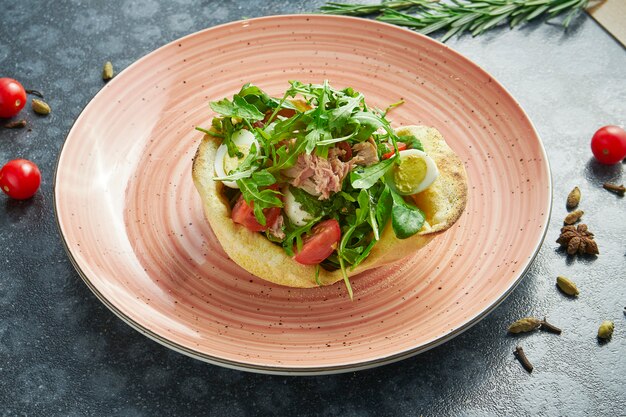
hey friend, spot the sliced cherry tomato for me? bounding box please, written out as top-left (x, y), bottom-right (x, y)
top-left (0, 78), bottom-right (27, 119)
top-left (231, 194), bottom-right (281, 232)
top-left (0, 159), bottom-right (41, 200)
top-left (591, 125), bottom-right (626, 165)
top-left (294, 219), bottom-right (341, 265)
top-left (382, 141), bottom-right (407, 160)
top-left (336, 141), bottom-right (352, 161)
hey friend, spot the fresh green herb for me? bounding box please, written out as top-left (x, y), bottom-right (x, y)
top-left (236, 170), bottom-right (281, 226)
top-left (350, 158), bottom-right (395, 189)
top-left (315, 264), bottom-right (322, 286)
top-left (210, 95), bottom-right (265, 121)
top-left (375, 185), bottom-right (393, 232)
top-left (321, 0), bottom-right (590, 42)
top-left (283, 216), bottom-right (323, 256)
top-left (320, 0), bottom-right (430, 15)
top-left (383, 98), bottom-right (405, 116)
top-left (195, 126), bottom-right (224, 138)
top-left (338, 256), bottom-right (354, 300)
top-left (399, 133), bottom-right (424, 151)
top-left (390, 189), bottom-right (425, 239)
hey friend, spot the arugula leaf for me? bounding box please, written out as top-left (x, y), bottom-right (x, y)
top-left (390, 190), bottom-right (425, 239)
top-left (375, 185), bottom-right (393, 234)
top-left (382, 98), bottom-right (405, 116)
top-left (350, 239), bottom-right (376, 269)
top-left (338, 257), bottom-right (354, 300)
top-left (328, 93), bottom-right (363, 130)
top-left (356, 189), bottom-right (370, 224)
top-left (305, 127), bottom-right (331, 154)
top-left (236, 172), bottom-right (282, 226)
top-left (366, 189), bottom-right (380, 240)
top-left (398, 133), bottom-right (424, 151)
top-left (269, 137), bottom-right (308, 173)
top-left (315, 130), bottom-right (358, 146)
top-left (195, 126), bottom-right (224, 138)
top-left (350, 158), bottom-right (395, 189)
top-left (282, 216), bottom-right (322, 256)
top-left (210, 95), bottom-right (264, 121)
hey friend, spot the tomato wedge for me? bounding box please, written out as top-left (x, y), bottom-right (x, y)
top-left (382, 142), bottom-right (407, 160)
top-left (231, 194), bottom-right (281, 232)
top-left (294, 219), bottom-right (341, 265)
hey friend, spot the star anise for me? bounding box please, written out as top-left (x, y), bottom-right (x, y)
top-left (556, 224), bottom-right (599, 256)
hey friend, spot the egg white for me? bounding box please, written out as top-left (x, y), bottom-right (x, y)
top-left (386, 149), bottom-right (439, 195)
top-left (282, 186), bottom-right (313, 226)
top-left (213, 129), bottom-right (258, 189)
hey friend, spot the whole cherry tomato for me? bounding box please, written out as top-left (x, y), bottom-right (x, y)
top-left (0, 78), bottom-right (27, 119)
top-left (0, 159), bottom-right (41, 200)
top-left (590, 125), bottom-right (626, 165)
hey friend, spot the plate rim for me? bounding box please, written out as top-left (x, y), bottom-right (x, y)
top-left (53, 13), bottom-right (553, 375)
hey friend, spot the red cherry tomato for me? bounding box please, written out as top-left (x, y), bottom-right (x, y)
top-left (294, 219), bottom-right (341, 265)
top-left (0, 159), bottom-right (41, 200)
top-left (0, 78), bottom-right (27, 119)
top-left (336, 141), bottom-right (352, 161)
top-left (591, 125), bottom-right (626, 165)
top-left (231, 194), bottom-right (281, 232)
top-left (382, 141), bottom-right (407, 160)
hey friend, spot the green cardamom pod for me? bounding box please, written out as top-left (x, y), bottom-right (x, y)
top-left (31, 98), bottom-right (51, 115)
top-left (566, 186), bottom-right (581, 209)
top-left (597, 320), bottom-right (614, 339)
top-left (564, 209), bottom-right (583, 225)
top-left (102, 61), bottom-right (114, 81)
top-left (556, 275), bottom-right (579, 296)
top-left (508, 317), bottom-right (541, 334)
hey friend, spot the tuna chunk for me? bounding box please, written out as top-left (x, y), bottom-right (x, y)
top-left (283, 151), bottom-right (352, 200)
top-left (268, 214), bottom-right (285, 240)
top-left (352, 138), bottom-right (379, 166)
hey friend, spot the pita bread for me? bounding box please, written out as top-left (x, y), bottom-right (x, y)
top-left (192, 125), bottom-right (467, 288)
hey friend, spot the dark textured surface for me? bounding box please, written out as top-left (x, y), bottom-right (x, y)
top-left (1, 1), bottom-right (625, 416)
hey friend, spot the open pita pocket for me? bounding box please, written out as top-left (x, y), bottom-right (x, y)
top-left (192, 125), bottom-right (467, 288)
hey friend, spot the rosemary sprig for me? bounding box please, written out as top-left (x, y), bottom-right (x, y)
top-left (321, 0), bottom-right (591, 42)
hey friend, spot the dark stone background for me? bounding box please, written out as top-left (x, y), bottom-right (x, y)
top-left (0, 1), bottom-right (624, 416)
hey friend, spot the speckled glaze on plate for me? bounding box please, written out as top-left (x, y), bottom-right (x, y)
top-left (54, 15), bottom-right (551, 375)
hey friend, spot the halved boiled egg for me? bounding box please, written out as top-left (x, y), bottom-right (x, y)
top-left (213, 129), bottom-right (258, 188)
top-left (385, 149), bottom-right (439, 195)
top-left (282, 186), bottom-right (313, 226)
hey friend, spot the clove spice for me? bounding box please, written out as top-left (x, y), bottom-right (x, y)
top-left (514, 346), bottom-right (533, 373)
top-left (540, 318), bottom-right (562, 335)
top-left (603, 183), bottom-right (625, 196)
top-left (3, 119), bottom-right (26, 129)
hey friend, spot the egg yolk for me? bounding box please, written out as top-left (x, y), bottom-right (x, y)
top-left (223, 145), bottom-right (251, 174)
top-left (393, 155), bottom-right (427, 194)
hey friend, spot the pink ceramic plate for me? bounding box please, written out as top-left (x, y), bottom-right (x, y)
top-left (54, 15), bottom-right (551, 374)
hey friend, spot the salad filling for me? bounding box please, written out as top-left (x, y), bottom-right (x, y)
top-left (196, 81), bottom-right (440, 298)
